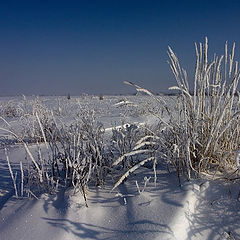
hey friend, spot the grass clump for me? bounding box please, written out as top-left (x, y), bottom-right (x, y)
top-left (120, 38), bottom-right (240, 184)
top-left (166, 37), bottom-right (240, 178)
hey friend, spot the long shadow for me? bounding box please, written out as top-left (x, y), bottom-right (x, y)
top-left (0, 159), bottom-right (20, 210)
top-left (148, 170), bottom-right (186, 207)
top-left (0, 198), bottom-right (38, 233)
top-left (186, 178), bottom-right (240, 240)
top-left (42, 187), bottom-right (69, 216)
top-left (41, 165), bottom-right (188, 239)
top-left (90, 165), bottom-right (186, 209)
top-left (42, 217), bottom-right (173, 240)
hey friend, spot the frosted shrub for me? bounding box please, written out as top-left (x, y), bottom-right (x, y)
top-left (57, 111), bottom-right (109, 188)
top-left (0, 100), bottom-right (24, 118)
top-left (111, 123), bottom-right (161, 190)
top-left (2, 106), bottom-right (111, 205)
top-left (0, 97), bottom-right (56, 144)
top-left (26, 110), bottom-right (110, 205)
top-left (110, 123), bottom-right (141, 170)
top-left (20, 103), bottom-right (54, 143)
top-left (166, 38), bottom-right (240, 177)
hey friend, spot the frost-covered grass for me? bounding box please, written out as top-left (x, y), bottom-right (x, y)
top-left (166, 38), bottom-right (240, 177)
top-left (0, 94), bottom-right (165, 205)
top-left (119, 38), bottom-right (240, 185)
top-left (1, 38), bottom-right (240, 206)
top-left (1, 38), bottom-right (240, 240)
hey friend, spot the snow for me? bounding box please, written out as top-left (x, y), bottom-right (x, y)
top-left (0, 167), bottom-right (187, 240)
top-left (2, 165), bottom-right (239, 240)
top-left (0, 95), bottom-right (240, 240)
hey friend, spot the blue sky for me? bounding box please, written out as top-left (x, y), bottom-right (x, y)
top-left (0, 0), bottom-right (240, 96)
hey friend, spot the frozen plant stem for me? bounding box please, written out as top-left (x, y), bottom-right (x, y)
top-left (236, 149), bottom-right (240, 170)
top-left (20, 161), bottom-right (24, 197)
top-left (135, 180), bottom-right (141, 194)
top-left (5, 148), bottom-right (18, 198)
top-left (142, 176), bottom-right (151, 193)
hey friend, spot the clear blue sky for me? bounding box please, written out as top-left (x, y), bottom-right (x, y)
top-left (1, 0), bottom-right (240, 96)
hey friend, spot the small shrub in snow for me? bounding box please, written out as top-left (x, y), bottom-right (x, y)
top-left (167, 38), bottom-right (240, 177)
top-left (110, 123), bottom-right (142, 170)
top-left (2, 107), bottom-right (112, 205)
top-left (111, 124), bottom-right (161, 190)
top-left (0, 101), bottom-right (24, 118)
top-left (120, 38), bottom-right (240, 184)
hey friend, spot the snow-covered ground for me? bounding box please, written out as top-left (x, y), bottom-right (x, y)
top-left (0, 95), bottom-right (240, 240)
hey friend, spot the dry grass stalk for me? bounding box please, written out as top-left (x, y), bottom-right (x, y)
top-left (168, 37), bottom-right (240, 176)
top-left (5, 148), bottom-right (18, 198)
